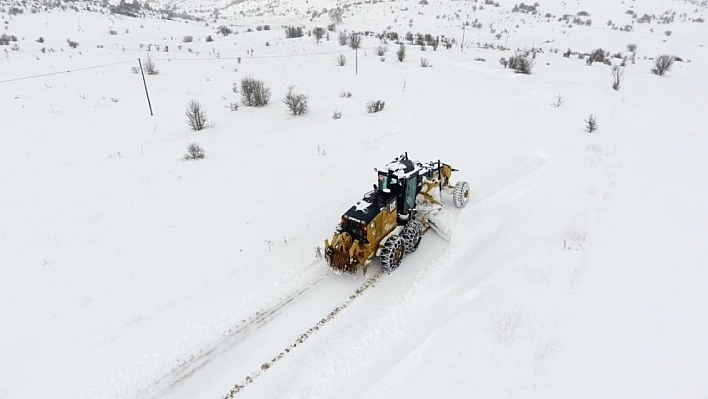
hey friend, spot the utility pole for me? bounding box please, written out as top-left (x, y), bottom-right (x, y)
top-left (138, 58), bottom-right (153, 116)
top-left (355, 46), bottom-right (358, 75)
top-left (461, 24), bottom-right (466, 53)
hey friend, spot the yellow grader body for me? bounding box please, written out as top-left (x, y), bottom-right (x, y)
top-left (322, 153), bottom-right (470, 274)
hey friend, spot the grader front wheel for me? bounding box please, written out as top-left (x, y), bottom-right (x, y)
top-left (453, 181), bottom-right (470, 208)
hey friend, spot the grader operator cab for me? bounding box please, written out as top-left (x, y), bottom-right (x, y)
top-left (324, 153), bottom-right (470, 274)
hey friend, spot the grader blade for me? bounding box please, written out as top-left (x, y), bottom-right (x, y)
top-left (426, 211), bottom-right (452, 242)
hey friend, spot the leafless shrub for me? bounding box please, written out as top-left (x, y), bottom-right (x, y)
top-left (349, 33), bottom-right (362, 49)
top-left (184, 143), bottom-right (205, 160)
top-left (217, 25), bottom-right (232, 36)
top-left (332, 109), bottom-right (342, 119)
top-left (339, 90), bottom-right (352, 98)
top-left (283, 86), bottom-right (309, 115)
top-left (651, 54), bottom-right (674, 76)
top-left (550, 93), bottom-right (565, 108)
top-left (183, 35), bottom-right (193, 43)
top-left (329, 8), bottom-right (343, 25)
top-left (366, 100), bottom-right (385, 113)
top-left (585, 114), bottom-right (598, 133)
top-left (240, 77), bottom-right (271, 106)
top-left (313, 27), bottom-right (326, 44)
top-left (186, 100), bottom-right (208, 131)
top-left (499, 57), bottom-right (508, 67)
top-left (396, 43), bottom-right (406, 62)
top-left (611, 65), bottom-right (624, 90)
top-left (229, 102), bottom-right (239, 111)
top-left (338, 31), bottom-right (348, 46)
top-left (336, 54), bottom-right (347, 66)
top-left (285, 26), bottom-right (304, 38)
top-left (586, 48), bottom-right (606, 65)
top-left (143, 53), bottom-right (158, 75)
top-left (420, 57), bottom-right (431, 67)
top-left (375, 43), bottom-right (389, 56)
top-left (509, 53), bottom-right (533, 74)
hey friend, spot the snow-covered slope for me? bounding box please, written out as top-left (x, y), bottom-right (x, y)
top-left (1, 0), bottom-right (707, 398)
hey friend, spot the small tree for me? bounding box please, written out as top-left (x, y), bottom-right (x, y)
top-left (375, 43), bottom-right (389, 56)
top-left (143, 52), bottom-right (158, 75)
top-left (186, 100), bottom-right (208, 131)
top-left (586, 48), bottom-right (606, 65)
top-left (338, 31), bottom-right (348, 46)
top-left (366, 100), bottom-right (385, 113)
top-left (349, 33), bottom-right (362, 49)
top-left (396, 43), bottom-right (406, 62)
top-left (509, 53), bottom-right (534, 74)
top-left (627, 43), bottom-right (638, 63)
top-left (184, 143), bottom-right (205, 160)
top-left (336, 54), bottom-right (347, 66)
top-left (313, 27), bottom-right (326, 44)
top-left (585, 114), bottom-right (598, 133)
top-left (611, 65), bottom-right (624, 90)
top-left (329, 8), bottom-right (343, 25)
top-left (218, 25), bottom-right (232, 36)
top-left (651, 54), bottom-right (675, 76)
top-left (240, 77), bottom-right (271, 107)
top-left (283, 86), bottom-right (309, 115)
top-left (285, 26), bottom-right (304, 38)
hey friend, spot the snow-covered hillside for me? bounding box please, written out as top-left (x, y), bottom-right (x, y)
top-left (1, 0), bottom-right (707, 398)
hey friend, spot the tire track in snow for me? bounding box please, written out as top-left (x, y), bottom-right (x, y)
top-left (222, 268), bottom-right (387, 398)
top-left (137, 260), bottom-right (330, 399)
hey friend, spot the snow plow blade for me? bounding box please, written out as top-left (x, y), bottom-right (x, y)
top-left (425, 212), bottom-right (452, 242)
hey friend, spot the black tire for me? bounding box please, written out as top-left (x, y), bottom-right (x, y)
top-left (402, 220), bottom-right (423, 254)
top-left (380, 235), bottom-right (405, 272)
top-left (453, 181), bottom-right (470, 208)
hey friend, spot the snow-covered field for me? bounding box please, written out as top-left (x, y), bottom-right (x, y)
top-left (1, 0), bottom-right (708, 398)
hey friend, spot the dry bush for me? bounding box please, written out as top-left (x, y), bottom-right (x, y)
top-left (143, 53), bottom-right (158, 75)
top-left (611, 65), bottom-right (624, 90)
top-left (349, 33), bottom-right (362, 49)
top-left (335, 54), bottom-right (347, 66)
top-left (186, 100), bottom-right (208, 131)
top-left (366, 100), bottom-right (385, 113)
top-left (285, 26), bottom-right (304, 38)
top-left (651, 54), bottom-right (675, 76)
top-left (240, 77), bottom-right (271, 106)
top-left (313, 27), bottom-right (326, 44)
top-left (338, 31), bottom-right (348, 46)
top-left (509, 53), bottom-right (533, 74)
top-left (184, 143), bottom-right (205, 160)
top-left (283, 86), bottom-right (309, 115)
top-left (396, 43), bottom-right (406, 62)
top-left (375, 43), bottom-right (388, 56)
top-left (585, 114), bottom-right (598, 133)
top-left (420, 57), bottom-right (431, 67)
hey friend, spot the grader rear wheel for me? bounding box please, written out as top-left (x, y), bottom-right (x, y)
top-left (380, 235), bottom-right (405, 272)
top-left (402, 220), bottom-right (424, 254)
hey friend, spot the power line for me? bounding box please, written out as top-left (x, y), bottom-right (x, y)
top-left (0, 59), bottom-right (134, 84)
top-left (0, 47), bottom-right (365, 84)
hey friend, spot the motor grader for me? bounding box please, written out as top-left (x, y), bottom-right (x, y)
top-left (324, 153), bottom-right (470, 274)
